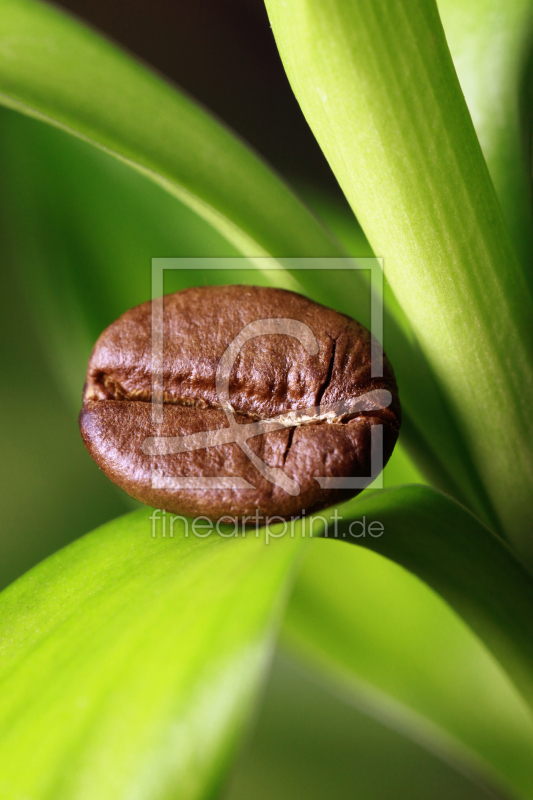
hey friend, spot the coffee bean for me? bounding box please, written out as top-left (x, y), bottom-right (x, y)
top-left (80, 285), bottom-right (400, 521)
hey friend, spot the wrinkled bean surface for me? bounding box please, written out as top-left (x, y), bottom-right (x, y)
top-left (80, 285), bottom-right (401, 520)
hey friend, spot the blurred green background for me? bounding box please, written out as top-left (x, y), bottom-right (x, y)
top-left (0, 2), bottom-right (525, 797)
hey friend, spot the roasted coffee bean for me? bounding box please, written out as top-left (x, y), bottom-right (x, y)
top-left (80, 285), bottom-right (400, 521)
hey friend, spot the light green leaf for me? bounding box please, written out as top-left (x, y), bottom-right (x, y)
top-left (298, 183), bottom-right (414, 339)
top-left (439, 0), bottom-right (533, 277)
top-left (0, 509), bottom-right (306, 800)
top-left (283, 485), bottom-right (533, 797)
top-left (265, 0), bottom-right (533, 552)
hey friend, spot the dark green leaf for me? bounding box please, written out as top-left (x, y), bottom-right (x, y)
top-left (283, 485), bottom-right (533, 797)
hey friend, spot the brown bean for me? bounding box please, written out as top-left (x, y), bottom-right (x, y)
top-left (80, 285), bottom-right (400, 521)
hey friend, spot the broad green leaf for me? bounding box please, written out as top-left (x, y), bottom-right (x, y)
top-left (265, 0), bottom-right (533, 552)
top-left (0, 508), bottom-right (306, 800)
top-left (439, 0), bottom-right (533, 278)
top-left (0, 0), bottom-right (339, 261)
top-left (0, 96), bottom-right (495, 529)
top-left (283, 485), bottom-right (533, 797)
top-left (0, 105), bottom-right (421, 494)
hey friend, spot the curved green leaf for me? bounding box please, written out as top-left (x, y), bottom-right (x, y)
top-left (439, 0), bottom-right (533, 278)
top-left (284, 541), bottom-right (533, 798)
top-left (0, 0), bottom-right (500, 529)
top-left (0, 0), bottom-right (338, 261)
top-left (283, 485), bottom-right (533, 796)
top-left (0, 509), bottom-right (306, 799)
top-left (0, 106), bottom-right (422, 495)
top-left (0, 93), bottom-right (495, 528)
top-left (348, 486), bottom-right (533, 709)
top-left (265, 0), bottom-right (533, 551)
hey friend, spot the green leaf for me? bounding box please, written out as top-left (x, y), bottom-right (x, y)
top-left (0, 0), bottom-right (501, 524)
top-left (0, 508), bottom-right (306, 799)
top-left (283, 485), bottom-right (533, 797)
top-left (0, 107), bottom-right (241, 406)
top-left (298, 183), bottom-right (414, 339)
top-left (264, 0), bottom-right (533, 552)
top-left (439, 0), bottom-right (533, 278)
top-left (222, 651), bottom-right (504, 800)
top-left (0, 0), bottom-right (339, 262)
top-left (0, 99), bottom-right (494, 529)
top-left (0, 107), bottom-right (423, 500)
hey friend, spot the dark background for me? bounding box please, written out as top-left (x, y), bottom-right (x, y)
top-left (54, 0), bottom-right (338, 192)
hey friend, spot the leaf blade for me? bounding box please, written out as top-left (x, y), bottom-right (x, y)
top-left (265, 0), bottom-right (533, 551)
top-left (0, 0), bottom-right (339, 261)
top-left (439, 0), bottom-right (533, 278)
top-left (0, 509), bottom-right (306, 799)
top-left (347, 486), bottom-right (533, 709)
top-left (283, 485), bottom-right (533, 797)
top-left (0, 0), bottom-right (505, 526)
